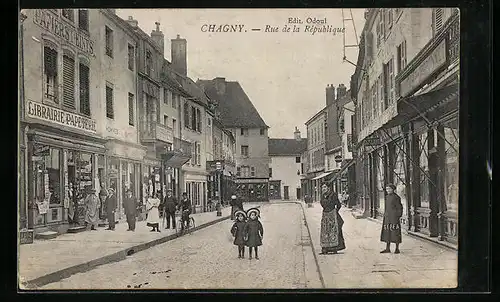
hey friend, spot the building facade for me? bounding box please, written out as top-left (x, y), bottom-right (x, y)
top-left (304, 107), bottom-right (327, 202)
top-left (198, 78), bottom-right (270, 202)
top-left (268, 128), bottom-right (307, 201)
top-left (351, 8), bottom-right (459, 245)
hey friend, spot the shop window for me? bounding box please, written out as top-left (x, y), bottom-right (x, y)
top-left (105, 26), bottom-right (113, 57)
top-left (128, 93), bottom-right (135, 126)
top-left (43, 44), bottom-right (58, 103)
top-left (62, 53), bottom-right (76, 109)
top-left (79, 62), bottom-right (90, 116)
top-left (78, 9), bottom-right (89, 32)
top-left (33, 147), bottom-right (61, 206)
top-left (62, 9), bottom-right (74, 22)
top-left (419, 132), bottom-right (430, 208)
top-left (106, 84), bottom-right (114, 119)
top-left (443, 120), bottom-right (459, 212)
top-left (128, 43), bottom-right (135, 71)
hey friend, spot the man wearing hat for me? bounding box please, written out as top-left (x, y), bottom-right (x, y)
top-left (230, 194), bottom-right (244, 220)
top-left (178, 192), bottom-right (192, 231)
top-left (84, 187), bottom-right (100, 231)
top-left (105, 188), bottom-right (117, 231)
top-left (163, 189), bottom-right (178, 229)
top-left (123, 189), bottom-right (137, 231)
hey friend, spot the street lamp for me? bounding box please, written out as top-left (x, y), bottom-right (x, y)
top-left (215, 161), bottom-right (222, 216)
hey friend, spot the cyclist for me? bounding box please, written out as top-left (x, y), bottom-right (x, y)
top-left (178, 192), bottom-right (192, 231)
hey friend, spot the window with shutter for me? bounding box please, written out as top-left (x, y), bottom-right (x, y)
top-left (128, 93), bottom-right (134, 126)
top-left (184, 102), bottom-right (189, 128)
top-left (191, 106), bottom-right (197, 130)
top-left (106, 85), bottom-right (114, 119)
top-left (62, 9), bottom-right (74, 22)
top-left (196, 108), bottom-right (202, 132)
top-left (44, 46), bottom-right (58, 103)
top-left (172, 94), bottom-right (177, 108)
top-left (79, 63), bottom-right (90, 116)
top-left (379, 74), bottom-right (384, 112)
top-left (78, 10), bottom-right (89, 31)
top-left (434, 8), bottom-right (444, 35)
top-left (62, 54), bottom-right (75, 109)
top-left (163, 89), bottom-right (168, 104)
top-left (197, 143), bottom-right (201, 165)
top-left (389, 58), bottom-right (394, 105)
top-left (127, 44), bottom-right (134, 71)
top-left (105, 26), bottom-right (113, 57)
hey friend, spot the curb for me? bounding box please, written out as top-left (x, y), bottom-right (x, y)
top-left (294, 201), bottom-right (326, 289)
top-left (21, 207), bottom-right (258, 289)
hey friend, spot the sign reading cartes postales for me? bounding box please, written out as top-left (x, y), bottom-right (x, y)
top-left (26, 100), bottom-right (97, 134)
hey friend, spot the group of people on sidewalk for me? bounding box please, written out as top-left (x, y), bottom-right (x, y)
top-left (318, 182), bottom-right (403, 255)
top-left (81, 187), bottom-right (195, 233)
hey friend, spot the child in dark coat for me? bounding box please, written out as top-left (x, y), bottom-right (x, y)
top-left (231, 210), bottom-right (248, 259)
top-left (244, 208), bottom-right (264, 260)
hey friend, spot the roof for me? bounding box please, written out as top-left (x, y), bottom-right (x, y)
top-left (197, 79), bottom-right (268, 128)
top-left (268, 138), bottom-right (307, 156)
top-left (305, 107), bottom-right (327, 126)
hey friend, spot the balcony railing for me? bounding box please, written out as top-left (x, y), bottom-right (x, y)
top-left (140, 121), bottom-right (173, 144)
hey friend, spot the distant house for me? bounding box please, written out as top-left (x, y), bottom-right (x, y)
top-left (268, 128), bottom-right (307, 200)
top-left (198, 77), bottom-right (270, 202)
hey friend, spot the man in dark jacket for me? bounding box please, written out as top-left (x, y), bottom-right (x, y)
top-left (105, 188), bottom-right (117, 230)
top-left (163, 189), bottom-right (178, 229)
top-left (123, 189), bottom-right (137, 231)
top-left (179, 192), bottom-right (192, 231)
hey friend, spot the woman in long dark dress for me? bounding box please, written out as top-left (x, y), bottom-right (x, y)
top-left (380, 183), bottom-right (403, 254)
top-left (319, 183), bottom-right (345, 254)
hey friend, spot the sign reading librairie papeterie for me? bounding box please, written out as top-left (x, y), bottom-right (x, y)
top-left (26, 100), bottom-right (97, 134)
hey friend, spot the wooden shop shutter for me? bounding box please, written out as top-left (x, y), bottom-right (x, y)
top-left (62, 54), bottom-right (75, 109)
top-left (128, 93), bottom-right (135, 126)
top-left (106, 85), bottom-right (114, 119)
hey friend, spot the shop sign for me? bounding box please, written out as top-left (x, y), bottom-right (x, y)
top-left (26, 100), bottom-right (97, 134)
top-left (399, 39), bottom-right (447, 98)
top-left (32, 9), bottom-right (95, 55)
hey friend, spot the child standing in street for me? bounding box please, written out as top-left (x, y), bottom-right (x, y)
top-left (244, 208), bottom-right (264, 260)
top-left (231, 210), bottom-right (248, 259)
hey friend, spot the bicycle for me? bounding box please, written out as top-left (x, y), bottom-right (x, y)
top-left (175, 211), bottom-right (195, 235)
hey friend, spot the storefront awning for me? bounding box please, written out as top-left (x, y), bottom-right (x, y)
top-left (312, 171), bottom-right (335, 181)
top-left (161, 152), bottom-right (190, 168)
top-left (382, 83), bottom-right (459, 129)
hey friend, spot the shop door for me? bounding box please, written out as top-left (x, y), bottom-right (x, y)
top-left (284, 186), bottom-right (289, 200)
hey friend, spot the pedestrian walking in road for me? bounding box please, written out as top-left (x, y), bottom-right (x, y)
top-left (380, 183), bottom-right (403, 254)
top-left (230, 195), bottom-right (244, 220)
top-left (319, 183), bottom-right (346, 255)
top-left (163, 189), bottom-right (178, 229)
top-left (146, 192), bottom-right (161, 232)
top-left (179, 192), bottom-right (192, 231)
top-left (84, 188), bottom-right (100, 231)
top-left (244, 208), bottom-right (264, 260)
top-left (231, 210), bottom-right (248, 259)
top-left (105, 188), bottom-right (117, 230)
top-left (123, 189), bottom-right (137, 231)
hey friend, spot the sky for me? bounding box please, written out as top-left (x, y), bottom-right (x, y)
top-left (117, 9), bottom-right (366, 139)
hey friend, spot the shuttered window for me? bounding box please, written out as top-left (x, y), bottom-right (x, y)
top-left (62, 54), bottom-right (75, 109)
top-left (184, 102), bottom-right (189, 128)
top-left (434, 8), bottom-right (444, 35)
top-left (128, 93), bottom-right (134, 126)
top-left (196, 142), bottom-right (201, 165)
top-left (191, 106), bottom-right (196, 130)
top-left (105, 26), bottom-right (113, 57)
top-left (106, 85), bottom-right (114, 119)
top-left (79, 63), bottom-right (90, 116)
top-left (78, 9), bottom-right (89, 32)
top-left (128, 44), bottom-right (134, 71)
top-left (44, 46), bottom-right (58, 102)
top-left (196, 108), bottom-right (202, 132)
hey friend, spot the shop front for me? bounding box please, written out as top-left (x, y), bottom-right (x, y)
top-left (25, 121), bottom-right (106, 235)
top-left (185, 173), bottom-right (207, 214)
top-left (235, 178), bottom-right (269, 202)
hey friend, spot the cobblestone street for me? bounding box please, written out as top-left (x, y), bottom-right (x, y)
top-left (40, 203), bottom-right (318, 289)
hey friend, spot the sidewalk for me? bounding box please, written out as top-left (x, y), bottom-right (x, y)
top-left (19, 203), bottom-right (261, 289)
top-left (301, 202), bottom-right (458, 288)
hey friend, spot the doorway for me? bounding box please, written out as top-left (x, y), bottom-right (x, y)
top-left (284, 186), bottom-right (289, 200)
top-left (296, 188), bottom-right (301, 200)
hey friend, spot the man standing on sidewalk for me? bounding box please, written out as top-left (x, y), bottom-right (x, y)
top-left (123, 189), bottom-right (136, 231)
top-left (106, 188), bottom-right (117, 231)
top-left (163, 189), bottom-right (178, 229)
top-left (179, 192), bottom-right (192, 231)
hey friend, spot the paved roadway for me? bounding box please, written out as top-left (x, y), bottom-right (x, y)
top-left (41, 202), bottom-right (319, 289)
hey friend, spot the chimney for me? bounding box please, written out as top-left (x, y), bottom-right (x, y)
top-left (326, 84), bottom-right (336, 107)
top-left (294, 127), bottom-right (301, 141)
top-left (171, 34), bottom-right (187, 77)
top-left (126, 16), bottom-right (138, 29)
top-left (214, 77), bottom-right (226, 95)
top-left (337, 84), bottom-right (347, 101)
top-left (151, 22), bottom-right (164, 55)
